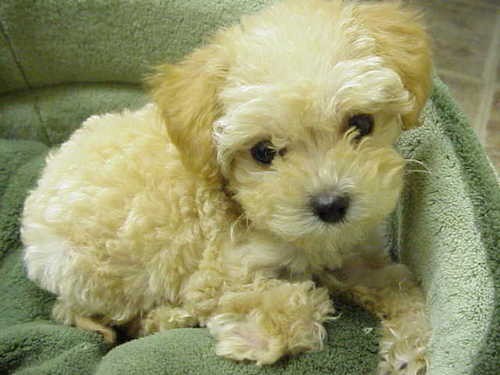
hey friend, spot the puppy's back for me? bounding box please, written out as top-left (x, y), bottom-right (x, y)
top-left (21, 104), bottom-right (209, 319)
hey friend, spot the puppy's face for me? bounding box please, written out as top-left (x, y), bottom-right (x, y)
top-left (151, 0), bottom-right (431, 253)
top-left (216, 63), bottom-right (410, 252)
top-left (216, 79), bottom-right (407, 252)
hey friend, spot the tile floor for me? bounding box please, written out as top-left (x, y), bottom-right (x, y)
top-left (414, 0), bottom-right (500, 172)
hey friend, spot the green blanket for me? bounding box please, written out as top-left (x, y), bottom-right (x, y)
top-left (0, 1), bottom-right (498, 374)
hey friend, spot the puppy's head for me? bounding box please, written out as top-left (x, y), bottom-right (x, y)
top-left (150, 0), bottom-right (431, 253)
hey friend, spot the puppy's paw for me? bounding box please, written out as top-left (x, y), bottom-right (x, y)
top-left (377, 317), bottom-right (429, 375)
top-left (207, 313), bottom-right (287, 365)
top-left (378, 352), bottom-right (427, 375)
top-left (139, 306), bottom-right (198, 336)
top-left (74, 316), bottom-right (117, 345)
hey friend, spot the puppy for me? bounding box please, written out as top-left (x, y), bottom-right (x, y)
top-left (21, 0), bottom-right (432, 373)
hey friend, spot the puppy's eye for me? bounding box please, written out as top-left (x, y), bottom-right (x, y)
top-left (250, 140), bottom-right (276, 165)
top-left (347, 114), bottom-right (374, 139)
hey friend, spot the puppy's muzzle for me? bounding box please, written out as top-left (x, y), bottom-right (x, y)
top-left (311, 193), bottom-right (350, 224)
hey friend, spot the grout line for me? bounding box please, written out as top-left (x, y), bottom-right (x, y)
top-left (481, 12), bottom-right (500, 83)
top-left (474, 12), bottom-right (500, 143)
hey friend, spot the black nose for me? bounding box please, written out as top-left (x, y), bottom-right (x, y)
top-left (311, 194), bottom-right (350, 223)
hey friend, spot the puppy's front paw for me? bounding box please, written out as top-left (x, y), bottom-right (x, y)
top-left (207, 313), bottom-right (287, 365)
top-left (377, 316), bottom-right (429, 375)
top-left (378, 349), bottom-right (427, 375)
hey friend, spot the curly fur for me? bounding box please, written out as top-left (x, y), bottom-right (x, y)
top-left (22, 0), bottom-right (432, 372)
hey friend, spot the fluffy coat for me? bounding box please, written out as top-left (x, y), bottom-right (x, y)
top-left (22, 0), bottom-right (432, 373)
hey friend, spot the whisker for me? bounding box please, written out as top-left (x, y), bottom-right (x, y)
top-left (405, 169), bottom-right (432, 175)
top-left (404, 158), bottom-right (432, 174)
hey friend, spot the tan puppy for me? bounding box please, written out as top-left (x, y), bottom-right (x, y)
top-left (21, 0), bottom-right (432, 373)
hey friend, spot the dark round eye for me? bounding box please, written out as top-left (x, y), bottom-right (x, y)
top-left (347, 114), bottom-right (374, 139)
top-left (250, 140), bottom-right (276, 165)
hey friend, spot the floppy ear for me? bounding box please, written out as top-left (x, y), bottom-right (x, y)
top-left (355, 1), bottom-right (432, 129)
top-left (148, 41), bottom-right (229, 182)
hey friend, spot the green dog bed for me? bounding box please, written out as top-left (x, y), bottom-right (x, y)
top-left (0, 1), bottom-right (498, 374)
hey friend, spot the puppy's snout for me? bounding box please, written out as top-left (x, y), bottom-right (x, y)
top-left (311, 193), bottom-right (350, 223)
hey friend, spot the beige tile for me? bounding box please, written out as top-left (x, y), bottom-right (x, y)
top-left (497, 55), bottom-right (500, 84)
top-left (438, 72), bottom-right (484, 129)
top-left (497, 37), bottom-right (500, 84)
top-left (461, 0), bottom-right (500, 10)
top-left (490, 89), bottom-right (500, 121)
top-left (417, 0), bottom-right (497, 79)
top-left (485, 123), bottom-right (500, 172)
top-left (485, 89), bottom-right (500, 172)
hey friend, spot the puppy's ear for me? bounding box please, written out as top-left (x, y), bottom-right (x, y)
top-left (148, 41), bottom-right (228, 181)
top-left (355, 2), bottom-right (432, 129)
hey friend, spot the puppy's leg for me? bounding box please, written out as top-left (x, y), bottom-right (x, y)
top-left (52, 300), bottom-right (117, 344)
top-left (74, 316), bottom-right (117, 344)
top-left (324, 260), bottom-right (430, 375)
top-left (206, 279), bottom-right (334, 365)
top-left (136, 305), bottom-right (198, 336)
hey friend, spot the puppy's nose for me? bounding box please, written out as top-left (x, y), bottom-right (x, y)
top-left (311, 193), bottom-right (350, 223)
